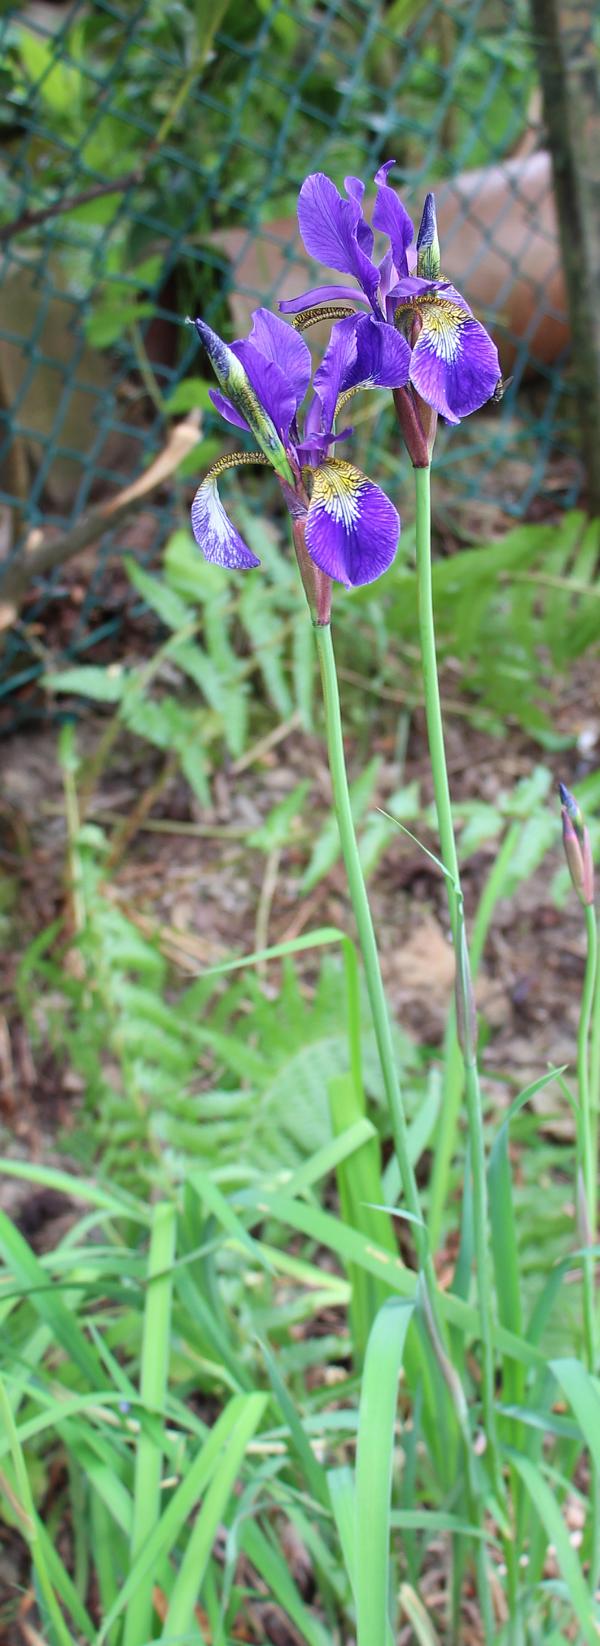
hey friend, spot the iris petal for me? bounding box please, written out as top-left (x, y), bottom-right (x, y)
top-left (312, 315), bottom-right (361, 434)
top-left (296, 173), bottom-right (381, 309)
top-left (408, 297), bottom-right (500, 423)
top-left (244, 308), bottom-right (312, 411)
top-left (279, 284), bottom-right (368, 314)
top-left (232, 339), bottom-right (297, 442)
top-left (191, 476), bottom-right (260, 570)
top-left (372, 161), bottom-right (413, 280)
top-left (305, 458), bottom-right (400, 588)
top-left (346, 313), bottom-right (411, 393)
top-left (208, 387), bottom-right (249, 431)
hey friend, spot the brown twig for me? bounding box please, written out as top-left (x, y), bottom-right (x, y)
top-left (0, 411), bottom-right (201, 630)
top-left (0, 171), bottom-right (145, 245)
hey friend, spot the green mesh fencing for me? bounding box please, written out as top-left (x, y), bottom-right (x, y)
top-left (0, 0), bottom-right (579, 716)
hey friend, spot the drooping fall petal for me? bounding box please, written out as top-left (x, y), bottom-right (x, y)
top-left (191, 474), bottom-right (260, 570)
top-left (305, 458), bottom-right (400, 587)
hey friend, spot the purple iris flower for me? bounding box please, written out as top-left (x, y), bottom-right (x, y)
top-left (191, 306), bottom-right (408, 594)
top-left (280, 162), bottom-right (500, 445)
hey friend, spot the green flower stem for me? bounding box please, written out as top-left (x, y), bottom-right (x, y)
top-left (414, 463), bottom-right (499, 1491)
top-left (579, 904), bottom-right (600, 1591)
top-left (428, 821), bottom-right (521, 1250)
top-left (588, 909), bottom-right (600, 1238)
top-left (579, 905), bottom-right (598, 1373)
top-left (314, 621), bottom-right (433, 1287)
top-left (315, 612), bottom-right (494, 1636)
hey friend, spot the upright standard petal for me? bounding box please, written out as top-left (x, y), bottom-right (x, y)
top-left (311, 313), bottom-right (361, 433)
top-left (372, 161), bottom-right (413, 280)
top-left (296, 173), bottom-right (381, 310)
top-left (244, 308), bottom-right (312, 411)
top-left (195, 319), bottom-right (294, 483)
top-left (191, 475), bottom-right (260, 570)
top-left (343, 175), bottom-right (374, 255)
top-left (407, 295), bottom-right (500, 422)
top-left (344, 313), bottom-right (411, 393)
top-left (305, 458), bottom-right (400, 588)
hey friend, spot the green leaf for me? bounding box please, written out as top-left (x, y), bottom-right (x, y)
top-left (399, 1586), bottom-right (441, 1646)
top-left (160, 1393), bottom-right (267, 1642)
top-left (355, 1299), bottom-right (414, 1646)
top-left (45, 666), bottom-right (128, 703)
top-left (165, 378), bottom-right (214, 415)
top-left (550, 1358), bottom-right (600, 1479)
top-left (125, 557), bottom-right (193, 630)
top-left (511, 1453), bottom-right (598, 1643)
top-left (248, 781), bottom-right (309, 851)
top-left (85, 300), bottom-right (155, 348)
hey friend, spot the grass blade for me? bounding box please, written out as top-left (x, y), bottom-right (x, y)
top-left (551, 1357), bottom-right (600, 1478)
top-left (123, 1200), bottom-right (176, 1646)
top-left (399, 1584), bottom-right (441, 1645)
top-left (96, 1396), bottom-right (249, 1644)
top-left (160, 1392), bottom-right (267, 1641)
top-left (511, 1453), bottom-right (598, 1643)
top-left (355, 1298), bottom-right (414, 1646)
top-left (241, 1519), bottom-right (330, 1646)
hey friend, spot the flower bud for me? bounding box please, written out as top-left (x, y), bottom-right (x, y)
top-left (416, 193), bottom-right (441, 281)
top-left (559, 782), bottom-right (594, 907)
top-left (195, 319), bottom-right (294, 485)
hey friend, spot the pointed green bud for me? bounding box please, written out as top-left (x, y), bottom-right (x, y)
top-left (416, 193), bottom-right (441, 280)
top-left (195, 319), bottom-right (294, 486)
top-left (559, 782), bottom-right (594, 907)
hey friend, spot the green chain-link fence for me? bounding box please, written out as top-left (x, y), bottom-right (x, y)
top-left (0, 0), bottom-right (581, 716)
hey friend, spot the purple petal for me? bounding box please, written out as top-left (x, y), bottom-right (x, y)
top-left (409, 298), bottom-right (501, 423)
top-left (311, 314), bottom-right (361, 433)
top-left (232, 338), bottom-right (297, 441)
top-left (277, 283), bottom-right (366, 314)
top-left (244, 308), bottom-right (311, 411)
top-left (305, 458), bottom-right (400, 588)
top-left (191, 477), bottom-right (260, 570)
top-left (296, 173), bottom-right (381, 309)
top-left (373, 159), bottom-right (397, 187)
top-left (279, 284), bottom-right (368, 315)
top-left (345, 313), bottom-right (410, 392)
top-left (344, 175), bottom-right (374, 256)
top-left (391, 274), bottom-right (463, 305)
top-left (344, 175), bottom-right (365, 202)
top-left (209, 387), bottom-right (249, 432)
top-left (372, 162), bottom-right (413, 280)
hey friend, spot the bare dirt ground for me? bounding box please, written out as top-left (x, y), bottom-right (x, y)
top-left (0, 654), bottom-right (596, 1176)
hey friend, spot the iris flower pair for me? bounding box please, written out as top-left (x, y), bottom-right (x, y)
top-left (191, 163), bottom-right (500, 594)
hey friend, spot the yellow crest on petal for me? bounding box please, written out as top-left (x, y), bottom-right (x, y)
top-left (396, 295), bottom-right (468, 363)
top-left (310, 459), bottom-right (366, 527)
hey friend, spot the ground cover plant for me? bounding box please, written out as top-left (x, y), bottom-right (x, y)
top-left (2, 160), bottom-right (600, 1646)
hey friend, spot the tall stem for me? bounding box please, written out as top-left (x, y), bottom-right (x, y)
top-left (414, 463), bottom-right (499, 1490)
top-left (579, 904), bottom-right (599, 1590)
top-left (588, 907), bottom-right (600, 1241)
top-left (579, 905), bottom-right (598, 1371)
top-left (314, 622), bottom-right (433, 1288)
top-left (428, 821), bottom-right (521, 1250)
